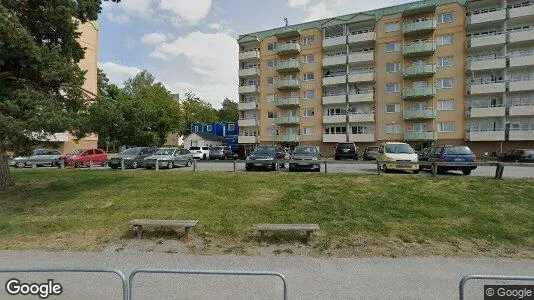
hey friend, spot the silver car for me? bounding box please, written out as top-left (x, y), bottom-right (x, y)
top-left (144, 148), bottom-right (194, 169)
top-left (10, 149), bottom-right (61, 168)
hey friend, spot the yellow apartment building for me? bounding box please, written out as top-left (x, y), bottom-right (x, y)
top-left (237, 0), bottom-right (534, 156)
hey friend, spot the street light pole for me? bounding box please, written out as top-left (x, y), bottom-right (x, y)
top-left (272, 124), bottom-right (276, 147)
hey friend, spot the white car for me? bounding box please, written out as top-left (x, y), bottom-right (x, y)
top-left (189, 146), bottom-right (211, 160)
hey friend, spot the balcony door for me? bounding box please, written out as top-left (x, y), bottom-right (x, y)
top-left (412, 123), bottom-right (428, 132)
top-left (413, 81), bottom-right (428, 89)
top-left (413, 102), bottom-right (427, 111)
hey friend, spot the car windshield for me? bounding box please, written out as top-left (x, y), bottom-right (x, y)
top-left (33, 149), bottom-right (49, 155)
top-left (154, 149), bottom-right (175, 156)
top-left (253, 148), bottom-right (275, 156)
top-left (211, 147), bottom-right (223, 151)
top-left (367, 147), bottom-right (379, 152)
top-left (523, 150), bottom-right (534, 155)
top-left (386, 144), bottom-right (415, 154)
top-left (121, 148), bottom-right (140, 155)
top-left (189, 147), bottom-right (200, 150)
top-left (67, 149), bottom-right (85, 155)
top-left (293, 147), bottom-right (318, 154)
top-left (444, 146), bottom-right (473, 155)
top-left (338, 144), bottom-right (354, 149)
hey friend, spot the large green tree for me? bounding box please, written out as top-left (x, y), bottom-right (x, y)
top-left (180, 93), bottom-right (219, 136)
top-left (217, 98), bottom-right (239, 123)
top-left (0, 0), bottom-right (118, 189)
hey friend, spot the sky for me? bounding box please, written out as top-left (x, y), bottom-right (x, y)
top-left (98, 0), bottom-right (413, 108)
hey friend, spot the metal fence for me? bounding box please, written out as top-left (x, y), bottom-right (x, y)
top-left (459, 274), bottom-right (534, 300)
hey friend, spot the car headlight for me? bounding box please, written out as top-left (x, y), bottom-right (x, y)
top-left (310, 157), bottom-right (318, 161)
top-left (386, 157), bottom-right (396, 162)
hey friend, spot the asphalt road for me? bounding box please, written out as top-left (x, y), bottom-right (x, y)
top-left (0, 251), bottom-right (532, 299)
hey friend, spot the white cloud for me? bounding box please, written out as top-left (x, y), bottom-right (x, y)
top-left (301, 0), bottom-right (413, 22)
top-left (158, 0), bottom-right (212, 26)
top-left (288, 0), bottom-right (311, 7)
top-left (98, 62), bottom-right (142, 86)
top-left (303, 2), bottom-right (330, 22)
top-left (106, 12), bottom-right (130, 25)
top-left (140, 32), bottom-right (168, 45)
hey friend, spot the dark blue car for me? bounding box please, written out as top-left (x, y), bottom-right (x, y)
top-left (427, 145), bottom-right (477, 175)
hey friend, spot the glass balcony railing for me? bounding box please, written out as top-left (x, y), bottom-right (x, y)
top-left (276, 60), bottom-right (300, 73)
top-left (403, 86), bottom-right (436, 99)
top-left (277, 79), bottom-right (300, 90)
top-left (275, 97), bottom-right (300, 107)
top-left (276, 116), bottom-right (300, 125)
top-left (276, 43), bottom-right (301, 55)
top-left (403, 64), bottom-right (436, 77)
top-left (275, 134), bottom-right (300, 142)
top-left (403, 20), bottom-right (437, 35)
top-left (403, 41), bottom-right (436, 57)
top-left (403, 109), bottom-right (437, 120)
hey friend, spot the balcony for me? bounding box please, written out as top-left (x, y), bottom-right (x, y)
top-left (469, 106), bottom-right (506, 118)
top-left (509, 80), bottom-right (534, 92)
top-left (238, 119), bottom-right (259, 127)
top-left (348, 32), bottom-right (376, 44)
top-left (403, 86), bottom-right (436, 100)
top-left (468, 58), bottom-right (506, 71)
top-left (403, 109), bottom-right (437, 120)
top-left (403, 42), bottom-right (436, 57)
top-left (277, 79), bottom-right (300, 90)
top-left (509, 4), bottom-right (534, 19)
top-left (348, 51), bottom-right (374, 65)
top-left (238, 136), bottom-right (259, 144)
top-left (509, 129), bottom-right (534, 141)
top-left (348, 92), bottom-right (374, 103)
top-left (323, 75), bottom-right (346, 86)
top-left (323, 134), bottom-right (347, 143)
top-left (275, 28), bottom-right (301, 39)
top-left (348, 113), bottom-right (374, 123)
top-left (323, 55), bottom-right (346, 67)
top-left (508, 29), bottom-right (534, 44)
top-left (403, 20), bottom-right (436, 36)
top-left (348, 72), bottom-right (374, 83)
top-left (322, 94), bottom-right (346, 105)
top-left (349, 133), bottom-right (375, 143)
top-left (276, 116), bottom-right (300, 125)
top-left (275, 97), bottom-right (300, 108)
top-left (404, 131), bottom-right (437, 141)
top-left (237, 102), bottom-right (258, 111)
top-left (323, 115), bottom-right (347, 124)
top-left (323, 35), bottom-right (346, 48)
top-left (238, 68), bottom-right (260, 78)
top-left (403, 64), bottom-right (436, 77)
top-left (509, 105), bottom-right (534, 116)
top-left (509, 54), bottom-right (534, 68)
top-left (276, 43), bottom-right (301, 55)
top-left (466, 130), bottom-right (505, 141)
top-left (239, 50), bottom-right (260, 61)
top-left (468, 9), bottom-right (506, 25)
top-left (469, 82), bottom-right (506, 94)
top-left (238, 85), bottom-right (259, 94)
top-left (276, 60), bottom-right (300, 73)
top-left (469, 33), bottom-right (506, 48)
top-left (276, 134), bottom-right (300, 142)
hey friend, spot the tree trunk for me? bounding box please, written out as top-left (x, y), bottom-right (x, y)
top-left (0, 152), bottom-right (14, 190)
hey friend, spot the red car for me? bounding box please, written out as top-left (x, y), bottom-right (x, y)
top-left (61, 148), bottom-right (108, 168)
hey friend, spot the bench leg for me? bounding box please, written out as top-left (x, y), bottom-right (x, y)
top-left (306, 231), bottom-right (312, 245)
top-left (134, 225), bottom-right (142, 239)
top-left (184, 227), bottom-right (190, 240)
top-left (259, 230), bottom-right (265, 244)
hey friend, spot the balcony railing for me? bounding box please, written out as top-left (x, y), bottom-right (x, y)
top-left (403, 19), bottom-right (436, 35)
top-left (276, 134), bottom-right (300, 142)
top-left (276, 116), bottom-right (300, 125)
top-left (404, 131), bottom-right (437, 141)
top-left (237, 102), bottom-right (258, 110)
top-left (403, 64), bottom-right (436, 77)
top-left (403, 108), bottom-right (437, 120)
top-left (403, 86), bottom-right (436, 99)
top-left (276, 60), bottom-right (300, 73)
top-left (403, 41), bottom-right (436, 57)
top-left (277, 79), bottom-right (300, 90)
top-left (275, 97), bottom-right (300, 107)
top-left (239, 50), bottom-right (260, 61)
top-left (238, 85), bottom-right (259, 94)
top-left (276, 43), bottom-right (301, 55)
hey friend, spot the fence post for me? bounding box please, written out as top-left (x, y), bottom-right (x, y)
top-left (193, 160), bottom-right (197, 172)
top-left (494, 162), bottom-right (504, 180)
top-left (233, 160), bottom-right (236, 173)
top-left (324, 161), bottom-right (328, 174)
top-left (121, 158), bottom-right (125, 171)
top-left (60, 159), bottom-right (65, 169)
top-left (31, 160), bottom-right (36, 169)
top-left (376, 162), bottom-right (381, 175)
top-left (155, 160), bottom-right (159, 171)
top-left (431, 162), bottom-right (437, 176)
top-left (89, 160), bottom-right (94, 170)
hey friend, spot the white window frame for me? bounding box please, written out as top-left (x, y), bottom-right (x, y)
top-left (385, 22), bottom-right (400, 33)
top-left (386, 124), bottom-right (401, 134)
top-left (438, 78), bottom-right (453, 89)
top-left (304, 36), bottom-right (316, 46)
top-left (437, 34), bottom-right (454, 46)
top-left (267, 43), bottom-right (277, 51)
top-left (437, 99), bottom-right (454, 111)
top-left (267, 77), bottom-right (277, 85)
top-left (206, 125), bottom-right (212, 132)
top-left (303, 90), bottom-right (315, 99)
top-left (438, 12), bottom-right (454, 24)
top-left (303, 72), bottom-right (315, 81)
top-left (304, 54), bottom-right (315, 63)
top-left (386, 104), bottom-right (400, 113)
top-left (267, 60), bottom-right (277, 68)
top-left (438, 122), bottom-right (455, 132)
top-left (303, 127), bottom-right (315, 136)
top-left (386, 63), bottom-right (401, 73)
top-left (437, 56), bottom-right (453, 68)
top-left (386, 43), bottom-right (400, 52)
top-left (266, 94), bottom-right (275, 102)
top-left (386, 83), bottom-right (400, 93)
top-left (227, 124), bottom-right (235, 131)
top-left (303, 108), bottom-right (315, 117)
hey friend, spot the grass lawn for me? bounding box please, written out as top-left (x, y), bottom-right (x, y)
top-left (0, 169), bottom-right (533, 258)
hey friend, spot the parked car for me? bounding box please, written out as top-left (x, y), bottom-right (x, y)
top-left (334, 143), bottom-right (359, 160)
top-left (10, 149), bottom-right (61, 168)
top-left (378, 142), bottom-right (419, 174)
top-left (144, 148), bottom-right (193, 169)
top-left (63, 149), bottom-right (108, 168)
top-left (427, 145), bottom-right (477, 175)
top-left (289, 146), bottom-right (322, 172)
top-left (245, 146), bottom-right (279, 171)
top-left (189, 146), bottom-right (211, 160)
top-left (108, 147), bottom-right (156, 169)
top-left (362, 146), bottom-right (379, 161)
top-left (498, 149), bottom-right (534, 163)
top-left (209, 146), bottom-right (232, 160)
top-left (233, 145), bottom-right (254, 160)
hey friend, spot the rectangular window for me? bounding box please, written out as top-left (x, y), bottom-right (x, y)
top-left (305, 54), bottom-right (315, 63)
top-left (437, 99), bottom-right (454, 110)
top-left (267, 77), bottom-right (277, 85)
top-left (303, 108), bottom-right (315, 117)
top-left (438, 78), bottom-right (453, 89)
top-left (267, 128), bottom-right (275, 137)
top-left (386, 104), bottom-right (400, 113)
top-left (206, 125), bottom-right (212, 132)
top-left (386, 124), bottom-right (401, 134)
top-left (267, 111), bottom-right (277, 119)
top-left (228, 124), bottom-right (235, 131)
top-left (304, 36), bottom-right (316, 45)
top-left (385, 22), bottom-right (400, 33)
top-left (437, 57), bottom-right (453, 68)
top-left (438, 122), bottom-right (455, 132)
top-left (437, 34), bottom-right (454, 45)
top-left (303, 127), bottom-right (315, 135)
top-left (267, 43), bottom-right (277, 51)
top-left (386, 63), bottom-right (401, 73)
top-left (438, 12), bottom-right (454, 24)
top-left (303, 90), bottom-right (315, 99)
top-left (386, 83), bottom-right (400, 93)
top-left (266, 94), bottom-right (275, 102)
top-left (304, 72), bottom-right (315, 81)
top-left (386, 43), bottom-right (400, 52)
top-left (267, 60), bottom-right (277, 68)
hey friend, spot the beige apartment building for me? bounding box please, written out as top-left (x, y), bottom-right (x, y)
top-left (237, 0), bottom-right (534, 156)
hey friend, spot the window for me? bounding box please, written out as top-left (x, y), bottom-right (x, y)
top-left (325, 126), bottom-right (347, 134)
top-left (206, 125), bottom-right (212, 132)
top-left (303, 127), bottom-right (315, 135)
top-left (386, 104), bottom-right (401, 113)
top-left (437, 99), bottom-right (454, 111)
top-left (437, 34), bottom-right (454, 45)
top-left (438, 12), bottom-right (454, 24)
top-left (438, 78), bottom-right (453, 89)
top-left (267, 128), bottom-right (276, 137)
top-left (386, 43), bottom-right (400, 52)
top-left (385, 22), bottom-right (400, 33)
top-left (303, 90), bottom-right (315, 99)
top-left (267, 111), bottom-right (277, 119)
top-left (267, 43), bottom-right (277, 51)
top-left (437, 57), bottom-right (453, 68)
top-left (386, 83), bottom-right (400, 93)
top-left (438, 122), bottom-right (455, 132)
top-left (386, 63), bottom-right (401, 73)
top-left (266, 94), bottom-right (275, 102)
top-left (267, 77), bottom-right (277, 85)
top-left (228, 124), bottom-right (235, 131)
top-left (304, 54), bottom-right (315, 63)
top-left (267, 60), bottom-right (277, 68)
top-left (304, 72), bottom-right (315, 81)
top-left (303, 108), bottom-right (315, 117)
top-left (304, 36), bottom-right (315, 45)
top-left (386, 124), bottom-right (401, 134)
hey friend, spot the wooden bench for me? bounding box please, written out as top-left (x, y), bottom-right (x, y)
top-left (130, 219), bottom-right (198, 239)
top-left (252, 224), bottom-right (320, 245)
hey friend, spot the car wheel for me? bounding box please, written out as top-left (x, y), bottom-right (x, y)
top-left (15, 162), bottom-right (25, 168)
top-left (462, 169), bottom-right (472, 175)
top-left (314, 168), bottom-right (321, 173)
top-left (382, 164), bottom-right (390, 173)
top-left (203, 154), bottom-right (206, 160)
top-left (110, 165), bottom-right (119, 170)
top-left (101, 161), bottom-right (108, 167)
top-left (75, 161), bottom-right (83, 168)
top-left (245, 165), bottom-right (251, 171)
top-left (131, 161), bottom-right (138, 169)
top-left (167, 162), bottom-right (173, 169)
top-left (413, 170), bottom-right (420, 174)
top-left (334, 156), bottom-right (340, 160)
top-left (185, 160), bottom-right (192, 167)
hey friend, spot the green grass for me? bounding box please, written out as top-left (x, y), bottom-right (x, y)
top-left (0, 169), bottom-right (533, 255)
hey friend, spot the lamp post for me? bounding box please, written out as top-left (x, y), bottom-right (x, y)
top-left (272, 123), bottom-right (276, 146)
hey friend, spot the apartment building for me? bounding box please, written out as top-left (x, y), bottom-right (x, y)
top-left (237, 0), bottom-right (534, 156)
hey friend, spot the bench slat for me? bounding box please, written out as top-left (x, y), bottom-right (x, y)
top-left (130, 219), bottom-right (198, 228)
top-left (252, 224), bottom-right (319, 231)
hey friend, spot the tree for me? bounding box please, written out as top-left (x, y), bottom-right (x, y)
top-left (0, 0), bottom-right (118, 190)
top-left (180, 93), bottom-right (219, 136)
top-left (218, 98), bottom-right (239, 123)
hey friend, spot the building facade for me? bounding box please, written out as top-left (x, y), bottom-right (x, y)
top-left (237, 0), bottom-right (534, 157)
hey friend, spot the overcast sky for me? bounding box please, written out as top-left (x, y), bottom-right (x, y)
top-left (98, 0), bottom-right (412, 108)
